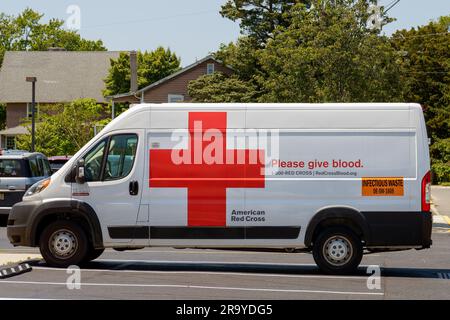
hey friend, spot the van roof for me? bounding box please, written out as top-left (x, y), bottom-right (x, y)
top-left (98, 102), bottom-right (422, 135)
top-left (131, 102), bottom-right (419, 111)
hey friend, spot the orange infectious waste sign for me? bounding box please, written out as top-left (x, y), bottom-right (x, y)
top-left (362, 177), bottom-right (404, 197)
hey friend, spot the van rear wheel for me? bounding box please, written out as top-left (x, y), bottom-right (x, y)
top-left (39, 220), bottom-right (88, 268)
top-left (312, 227), bottom-right (363, 275)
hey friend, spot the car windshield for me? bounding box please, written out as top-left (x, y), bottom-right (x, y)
top-left (0, 159), bottom-right (24, 177)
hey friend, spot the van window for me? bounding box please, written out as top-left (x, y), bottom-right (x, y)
top-left (84, 139), bottom-right (107, 182)
top-left (104, 134), bottom-right (138, 181)
top-left (0, 159), bottom-right (24, 177)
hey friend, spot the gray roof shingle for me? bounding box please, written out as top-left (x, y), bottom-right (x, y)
top-left (0, 51), bottom-right (121, 103)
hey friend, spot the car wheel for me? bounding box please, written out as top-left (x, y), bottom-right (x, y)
top-left (312, 227), bottom-right (363, 275)
top-left (39, 220), bottom-right (88, 268)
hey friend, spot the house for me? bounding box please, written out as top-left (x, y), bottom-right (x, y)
top-left (0, 50), bottom-right (120, 149)
top-left (0, 51), bottom-right (234, 150)
top-left (110, 55), bottom-right (234, 104)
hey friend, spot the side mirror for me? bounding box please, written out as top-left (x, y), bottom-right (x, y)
top-left (75, 159), bottom-right (86, 184)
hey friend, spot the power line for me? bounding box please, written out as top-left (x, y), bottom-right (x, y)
top-left (82, 10), bottom-right (217, 29)
top-left (384, 0), bottom-right (401, 14)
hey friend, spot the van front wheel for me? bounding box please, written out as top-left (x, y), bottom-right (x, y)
top-left (39, 221), bottom-right (88, 268)
top-left (84, 247), bottom-right (105, 263)
top-left (312, 227), bottom-right (363, 275)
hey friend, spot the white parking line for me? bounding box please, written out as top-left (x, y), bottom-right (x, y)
top-left (32, 266), bottom-right (370, 280)
top-left (0, 280), bottom-right (384, 296)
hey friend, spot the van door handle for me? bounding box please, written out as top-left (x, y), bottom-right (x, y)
top-left (129, 181), bottom-right (139, 196)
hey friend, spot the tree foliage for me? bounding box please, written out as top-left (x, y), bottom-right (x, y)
top-left (258, 0), bottom-right (401, 102)
top-left (391, 16), bottom-right (450, 183)
top-left (0, 8), bottom-right (106, 68)
top-left (211, 1), bottom-right (401, 103)
top-left (430, 138), bottom-right (450, 184)
top-left (16, 99), bottom-right (110, 156)
top-left (103, 47), bottom-right (181, 96)
top-left (220, 0), bottom-right (309, 45)
top-left (391, 16), bottom-right (450, 140)
top-left (188, 72), bottom-right (258, 102)
top-left (215, 37), bottom-right (262, 81)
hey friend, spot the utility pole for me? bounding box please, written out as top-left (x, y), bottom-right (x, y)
top-left (26, 77), bottom-right (37, 152)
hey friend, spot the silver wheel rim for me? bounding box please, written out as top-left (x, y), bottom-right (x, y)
top-left (323, 235), bottom-right (353, 267)
top-left (49, 229), bottom-right (78, 259)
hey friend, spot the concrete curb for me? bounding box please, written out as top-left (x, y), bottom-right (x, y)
top-left (431, 204), bottom-right (440, 216)
top-left (0, 254), bottom-right (42, 267)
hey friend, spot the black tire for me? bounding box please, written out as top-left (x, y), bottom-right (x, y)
top-left (312, 227), bottom-right (363, 275)
top-left (39, 220), bottom-right (89, 268)
top-left (84, 247), bottom-right (105, 263)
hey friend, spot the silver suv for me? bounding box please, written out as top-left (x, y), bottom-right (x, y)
top-left (0, 151), bottom-right (52, 225)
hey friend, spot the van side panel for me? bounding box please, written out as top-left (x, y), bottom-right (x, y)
top-left (142, 104), bottom-right (430, 248)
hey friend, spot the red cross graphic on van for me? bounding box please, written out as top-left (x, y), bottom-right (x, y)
top-left (149, 112), bottom-right (265, 227)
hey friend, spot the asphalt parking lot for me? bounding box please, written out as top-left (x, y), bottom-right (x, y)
top-left (0, 187), bottom-right (448, 300)
top-left (0, 229), bottom-right (449, 300)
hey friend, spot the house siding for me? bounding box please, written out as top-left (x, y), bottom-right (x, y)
top-left (142, 60), bottom-right (233, 103)
top-left (6, 103), bottom-right (27, 128)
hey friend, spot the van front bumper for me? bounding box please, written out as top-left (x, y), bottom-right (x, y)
top-left (7, 200), bottom-right (42, 247)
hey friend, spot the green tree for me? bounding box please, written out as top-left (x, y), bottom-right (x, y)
top-left (103, 47), bottom-right (181, 96)
top-left (391, 16), bottom-right (450, 183)
top-left (220, 0), bottom-right (309, 45)
top-left (391, 16), bottom-right (450, 140)
top-left (195, 0), bottom-right (399, 103)
top-left (188, 72), bottom-right (258, 102)
top-left (0, 8), bottom-right (106, 68)
top-left (430, 138), bottom-right (450, 185)
top-left (16, 99), bottom-right (110, 156)
top-left (215, 37), bottom-right (262, 82)
top-left (257, 0), bottom-right (401, 102)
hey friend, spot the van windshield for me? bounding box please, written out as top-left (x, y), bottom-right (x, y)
top-left (0, 159), bottom-right (25, 177)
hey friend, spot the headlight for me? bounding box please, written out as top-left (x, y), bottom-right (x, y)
top-left (25, 178), bottom-right (51, 197)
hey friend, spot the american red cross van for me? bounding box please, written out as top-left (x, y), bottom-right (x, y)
top-left (7, 103), bottom-right (432, 274)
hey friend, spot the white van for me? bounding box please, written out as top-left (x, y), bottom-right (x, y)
top-left (7, 103), bottom-right (432, 274)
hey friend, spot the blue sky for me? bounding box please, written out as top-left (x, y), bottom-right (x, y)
top-left (1, 0), bottom-right (449, 66)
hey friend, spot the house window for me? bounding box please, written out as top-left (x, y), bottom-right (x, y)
top-left (27, 103), bottom-right (39, 119)
top-left (6, 136), bottom-right (16, 150)
top-left (168, 94), bottom-right (184, 103)
top-left (207, 63), bottom-right (215, 75)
